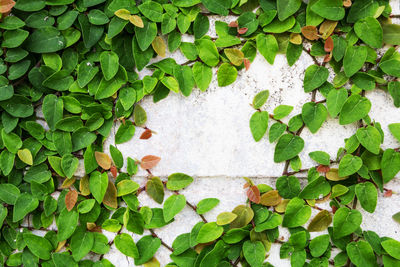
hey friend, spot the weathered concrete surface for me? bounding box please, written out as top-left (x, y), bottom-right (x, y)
top-left (98, 3), bottom-right (400, 266)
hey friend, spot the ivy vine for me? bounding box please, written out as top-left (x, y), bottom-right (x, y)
top-left (0, 0), bottom-right (400, 266)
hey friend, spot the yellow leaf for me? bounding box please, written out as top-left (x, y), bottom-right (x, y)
top-left (319, 20), bottom-right (338, 40)
top-left (61, 177), bottom-right (76, 189)
top-left (103, 180), bottom-right (118, 209)
top-left (152, 36), bottom-right (166, 57)
top-left (144, 257), bottom-right (160, 267)
top-left (55, 240), bottom-right (66, 252)
top-left (17, 148), bottom-right (33, 165)
top-left (307, 210), bottom-right (332, 232)
top-left (95, 151), bottom-right (112, 170)
top-left (289, 33), bottom-right (302, 45)
top-left (224, 48), bottom-right (244, 66)
top-left (114, 9), bottom-right (131, 20)
top-left (260, 190), bottom-right (282, 206)
top-left (129, 15), bottom-right (144, 28)
top-left (80, 176), bottom-right (90, 196)
top-left (274, 199), bottom-right (290, 213)
top-left (326, 168), bottom-right (348, 181)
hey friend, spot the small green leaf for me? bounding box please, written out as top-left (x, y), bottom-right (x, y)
top-left (274, 134), bottom-right (305, 163)
top-left (163, 194), bottom-right (186, 222)
top-left (100, 51), bottom-right (119, 81)
top-left (197, 198), bottom-right (220, 215)
top-left (89, 171), bottom-right (108, 204)
top-left (134, 105), bottom-right (147, 126)
top-left (115, 233), bottom-right (139, 258)
top-left (339, 95), bottom-right (371, 125)
top-left (356, 126), bottom-right (381, 155)
top-left (339, 154), bottom-right (363, 177)
top-left (216, 212), bottom-right (237, 225)
top-left (333, 207), bottom-right (362, 238)
top-left (243, 241), bottom-right (265, 267)
top-left (303, 65), bottom-right (329, 93)
top-left (196, 222), bottom-right (224, 243)
top-left (252, 90), bottom-right (269, 109)
top-left (343, 46), bottom-right (368, 77)
top-left (115, 121), bottom-right (135, 144)
top-left (354, 17), bottom-right (383, 48)
top-left (355, 182), bottom-right (377, 213)
top-left (166, 173), bottom-right (194, 190)
top-left (282, 197), bottom-right (311, 228)
top-left (302, 102), bottom-right (327, 133)
top-left (250, 111), bottom-right (269, 142)
top-left (217, 63), bottom-right (237, 87)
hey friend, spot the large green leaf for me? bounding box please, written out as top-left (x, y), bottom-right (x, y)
top-left (333, 207), bottom-right (362, 238)
top-left (25, 27), bottom-right (65, 53)
top-left (274, 134), bottom-right (304, 163)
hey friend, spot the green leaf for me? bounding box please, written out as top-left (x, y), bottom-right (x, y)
top-left (250, 111), bottom-right (269, 142)
top-left (77, 199), bottom-right (95, 214)
top-left (134, 104), bottom-right (147, 126)
top-left (339, 154), bottom-right (363, 177)
top-left (1, 129), bottom-right (22, 154)
top-left (274, 134), bottom-right (304, 163)
top-left (0, 95), bottom-right (34, 118)
top-left (201, 0), bottom-right (231, 16)
top-left (196, 39), bottom-right (219, 67)
top-left (89, 171), bottom-right (108, 203)
top-left (310, 0), bottom-right (344, 21)
top-left (347, 0), bottom-right (379, 23)
top-left (253, 90), bottom-right (269, 109)
top-left (2, 29), bottom-right (29, 48)
top-left (256, 34), bottom-right (279, 64)
top-left (346, 241), bottom-right (378, 267)
top-left (301, 102), bottom-right (327, 133)
top-left (192, 62), bottom-right (212, 91)
top-left (79, 14), bottom-right (103, 48)
top-left (70, 229), bottom-right (94, 261)
top-left (224, 48), bottom-right (244, 66)
top-left (193, 14), bottom-right (209, 39)
top-left (61, 154), bottom-right (79, 178)
top-left (25, 27), bottom-right (65, 53)
top-left (307, 210), bottom-right (332, 232)
top-left (161, 76), bottom-right (180, 93)
top-left (243, 241), bottom-right (265, 267)
top-left (343, 46), bottom-right (368, 77)
top-left (382, 239), bottom-right (400, 260)
top-left (383, 24), bottom-right (400, 45)
top-left (303, 65), bottom-right (329, 92)
top-left (217, 63), bottom-right (237, 87)
top-left (216, 212), bottom-right (237, 225)
top-left (13, 193), bottom-right (38, 222)
top-left (100, 51), bottom-right (119, 81)
top-left (115, 121), bottom-right (135, 144)
top-left (309, 151), bottom-right (330, 165)
top-left (23, 234), bottom-right (53, 260)
top-left (355, 182), bottom-right (377, 213)
top-left (276, 175), bottom-right (301, 198)
top-left (56, 208), bottom-right (79, 241)
top-left (52, 253), bottom-right (78, 267)
top-left (273, 105), bottom-right (293, 120)
top-left (135, 235), bottom-right (161, 265)
top-left (381, 149), bottom-right (400, 183)
top-left (310, 235), bottom-right (330, 257)
top-left (327, 88), bottom-right (348, 117)
top-left (389, 123), bottom-right (400, 143)
top-left (146, 177), bottom-right (164, 204)
top-left (0, 183), bottom-right (20, 205)
top-left (333, 207), bottom-right (362, 238)
top-left (339, 95), bottom-right (371, 125)
top-left (354, 17), bottom-right (383, 48)
top-left (299, 176), bottom-right (331, 199)
top-left (117, 180), bottom-right (140, 196)
top-left (197, 198), bottom-right (220, 214)
top-left (269, 122), bottom-right (286, 143)
top-left (389, 81), bottom-right (400, 107)
top-left (135, 19), bottom-right (157, 51)
top-left (173, 65), bottom-right (195, 96)
top-left (166, 173), bottom-right (194, 190)
top-left (277, 0), bottom-right (302, 21)
top-left (196, 222), bottom-right (224, 243)
top-left (282, 197), bottom-right (311, 228)
top-left (115, 233), bottom-right (139, 258)
top-left (109, 145), bottom-right (123, 169)
top-left (163, 194), bottom-right (186, 222)
top-left (42, 94), bottom-right (63, 131)
top-left (356, 126), bottom-right (381, 155)
top-left (138, 1), bottom-right (163, 22)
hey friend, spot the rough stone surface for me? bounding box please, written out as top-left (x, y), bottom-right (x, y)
top-left (53, 1), bottom-right (400, 266)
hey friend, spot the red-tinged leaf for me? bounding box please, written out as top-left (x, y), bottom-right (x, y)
top-left (229, 21), bottom-right (238, 28)
top-left (247, 186), bottom-right (261, 204)
top-left (65, 190), bottom-right (78, 211)
top-left (343, 0), bottom-right (352, 7)
top-left (324, 36), bottom-right (334, 52)
top-left (140, 155), bottom-right (161, 169)
top-left (244, 58), bottom-right (251, 71)
top-left (140, 129), bottom-right (152, 139)
top-left (301, 26), bottom-right (319, 40)
top-left (332, 205), bottom-right (338, 214)
top-left (384, 190), bottom-right (393, 197)
top-left (95, 151), bottom-right (112, 170)
top-left (317, 165), bottom-right (330, 173)
top-left (323, 53), bottom-right (332, 63)
top-left (243, 182), bottom-right (250, 189)
top-left (0, 0), bottom-right (15, 13)
top-left (110, 166), bottom-right (118, 178)
top-left (238, 27), bottom-right (248, 35)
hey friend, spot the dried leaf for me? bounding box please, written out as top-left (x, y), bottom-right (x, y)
top-left (307, 210), bottom-right (332, 232)
top-left (384, 190), bottom-right (393, 197)
top-left (95, 152), bottom-right (112, 170)
top-left (324, 36), bottom-right (334, 52)
top-left (301, 26), bottom-right (319, 40)
top-left (79, 176), bottom-right (90, 196)
top-left (260, 190), bottom-right (282, 206)
top-left (289, 33), bottom-right (302, 45)
top-left (247, 186), bottom-right (261, 204)
top-left (114, 9), bottom-right (131, 20)
top-left (141, 155), bottom-right (161, 169)
top-left (228, 21), bottom-right (238, 28)
top-left (65, 190), bottom-right (78, 211)
top-left (152, 36), bottom-right (166, 57)
top-left (238, 28), bottom-right (248, 35)
top-left (140, 129), bottom-right (153, 139)
top-left (0, 0), bottom-right (15, 13)
top-left (244, 58), bottom-right (251, 71)
top-left (343, 0), bottom-right (352, 7)
top-left (319, 20), bottom-right (338, 40)
top-left (317, 165), bottom-right (330, 173)
top-left (110, 166), bottom-right (118, 178)
top-left (323, 53), bottom-right (332, 63)
top-left (103, 180), bottom-right (118, 209)
top-left (129, 15), bottom-right (144, 28)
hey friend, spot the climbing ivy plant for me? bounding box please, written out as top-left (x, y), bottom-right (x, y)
top-left (0, 0), bottom-right (400, 266)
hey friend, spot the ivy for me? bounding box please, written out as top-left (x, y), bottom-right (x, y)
top-left (0, 0), bottom-right (400, 266)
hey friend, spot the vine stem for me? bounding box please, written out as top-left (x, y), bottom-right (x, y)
top-left (149, 229), bottom-right (174, 252)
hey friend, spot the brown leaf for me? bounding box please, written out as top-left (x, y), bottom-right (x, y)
top-left (244, 58), bottom-right (251, 71)
top-left (141, 155), bottom-right (161, 170)
top-left (260, 190), bottom-right (282, 206)
top-left (319, 20), bottom-right (338, 40)
top-left (343, 0), bottom-right (352, 7)
top-left (307, 210), bottom-right (332, 232)
top-left (317, 165), bottom-right (330, 173)
top-left (323, 53), bottom-right (332, 63)
top-left (95, 151), bottom-right (112, 170)
top-left (140, 129), bottom-right (153, 140)
top-left (384, 190), bottom-right (393, 197)
top-left (65, 190), bottom-right (78, 211)
top-left (152, 36), bottom-right (166, 57)
top-left (228, 21), bottom-right (238, 28)
top-left (0, 0), bottom-right (15, 13)
top-left (301, 26), bottom-right (319, 40)
top-left (110, 166), bottom-right (118, 178)
top-left (103, 180), bottom-right (118, 209)
top-left (247, 186), bottom-right (261, 204)
top-left (238, 27), bottom-right (248, 35)
top-left (324, 36), bottom-right (334, 52)
top-left (332, 205), bottom-right (338, 214)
